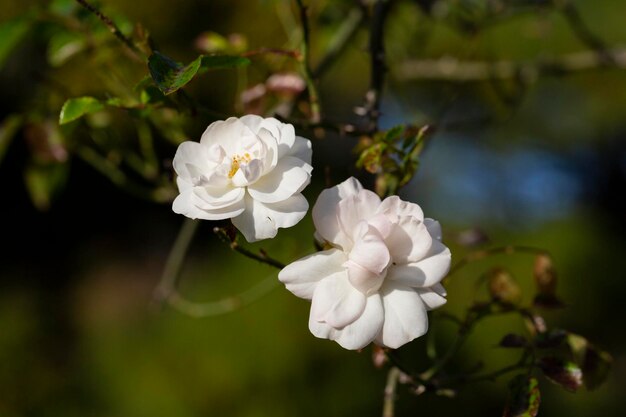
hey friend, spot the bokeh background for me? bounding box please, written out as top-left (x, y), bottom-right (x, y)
top-left (1, 0), bottom-right (625, 416)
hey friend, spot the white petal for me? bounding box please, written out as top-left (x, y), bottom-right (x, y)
top-left (386, 240), bottom-right (452, 288)
top-left (348, 225), bottom-right (390, 275)
top-left (309, 294), bottom-right (384, 350)
top-left (193, 186), bottom-right (245, 209)
top-left (172, 190), bottom-right (245, 220)
top-left (247, 156), bottom-right (312, 203)
top-left (310, 274), bottom-right (366, 328)
top-left (231, 193), bottom-right (308, 242)
top-left (256, 127), bottom-right (278, 174)
top-left (312, 177), bottom-right (364, 249)
top-left (376, 281), bottom-right (428, 349)
top-left (278, 249), bottom-right (347, 300)
top-left (424, 218), bottom-right (442, 241)
top-left (376, 196), bottom-right (424, 222)
top-left (200, 117), bottom-right (252, 154)
top-left (337, 189), bottom-right (381, 238)
top-left (276, 122), bottom-right (296, 159)
top-left (385, 217), bottom-right (432, 264)
top-left (417, 283), bottom-right (447, 310)
top-left (287, 136), bottom-right (312, 166)
top-left (172, 141), bottom-right (212, 180)
top-left (238, 114), bottom-right (265, 133)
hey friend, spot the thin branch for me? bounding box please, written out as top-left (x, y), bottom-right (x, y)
top-left (153, 220), bottom-right (284, 318)
top-left (447, 245), bottom-right (549, 278)
top-left (364, 0), bottom-right (393, 132)
top-left (295, 0), bottom-right (321, 123)
top-left (74, 0), bottom-right (143, 58)
top-left (382, 367), bottom-right (401, 417)
top-left (153, 219), bottom-right (199, 304)
top-left (213, 227), bottom-right (286, 269)
top-left (164, 273), bottom-right (280, 318)
top-left (242, 48), bottom-right (301, 59)
top-left (395, 48), bottom-right (626, 82)
top-left (558, 0), bottom-right (615, 65)
top-left (312, 7), bottom-right (365, 78)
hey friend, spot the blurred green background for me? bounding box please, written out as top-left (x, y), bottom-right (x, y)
top-left (1, 0), bottom-right (625, 416)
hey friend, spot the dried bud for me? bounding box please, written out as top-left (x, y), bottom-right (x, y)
top-left (24, 120), bottom-right (68, 163)
top-left (533, 254), bottom-right (557, 295)
top-left (240, 84), bottom-right (267, 115)
top-left (538, 357), bottom-right (583, 392)
top-left (372, 345), bottom-right (387, 369)
top-left (265, 73), bottom-right (306, 97)
top-left (488, 268), bottom-right (522, 305)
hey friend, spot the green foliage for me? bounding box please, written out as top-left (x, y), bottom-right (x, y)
top-left (59, 97), bottom-right (105, 125)
top-left (148, 51), bottom-right (250, 95)
top-left (503, 375), bottom-right (541, 417)
top-left (24, 162), bottom-right (69, 211)
top-left (0, 115), bottom-right (22, 165)
top-left (0, 15), bottom-right (32, 69)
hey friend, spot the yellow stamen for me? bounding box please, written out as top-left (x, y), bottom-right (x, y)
top-left (228, 153), bottom-right (252, 178)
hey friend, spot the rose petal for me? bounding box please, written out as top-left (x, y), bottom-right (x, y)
top-left (337, 189), bottom-right (381, 237)
top-left (417, 283), bottom-right (447, 310)
top-left (375, 281), bottom-right (428, 349)
top-left (278, 249), bottom-right (347, 299)
top-left (310, 273), bottom-right (366, 328)
top-left (424, 218), bottom-right (442, 241)
top-left (172, 190), bottom-right (245, 220)
top-left (312, 177), bottom-right (364, 249)
top-left (172, 141), bottom-right (213, 180)
top-left (247, 156), bottom-right (312, 203)
top-left (376, 195), bottom-right (424, 222)
top-left (385, 217), bottom-right (432, 264)
top-left (386, 240), bottom-right (452, 288)
top-left (287, 136), bottom-right (312, 166)
top-left (231, 192), bottom-right (308, 242)
top-left (200, 117), bottom-right (252, 154)
top-left (309, 294), bottom-right (384, 350)
top-left (193, 186), bottom-right (245, 209)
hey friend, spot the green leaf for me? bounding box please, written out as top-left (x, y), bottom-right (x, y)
top-left (503, 375), bottom-right (540, 417)
top-left (148, 51), bottom-right (250, 95)
top-left (0, 115), bottom-right (22, 165)
top-left (47, 30), bottom-right (86, 67)
top-left (59, 97), bottom-right (105, 125)
top-left (383, 125), bottom-right (404, 142)
top-left (538, 357), bottom-right (583, 392)
top-left (0, 15), bottom-right (33, 68)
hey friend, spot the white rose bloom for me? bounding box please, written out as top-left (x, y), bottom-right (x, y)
top-left (279, 177), bottom-right (451, 350)
top-left (172, 116), bottom-right (312, 242)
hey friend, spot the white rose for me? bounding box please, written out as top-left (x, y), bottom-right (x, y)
top-left (279, 177), bottom-right (451, 350)
top-left (172, 116), bottom-right (312, 242)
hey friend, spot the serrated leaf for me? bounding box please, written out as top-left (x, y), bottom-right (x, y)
top-left (148, 51), bottom-right (250, 95)
top-left (59, 97), bottom-right (105, 124)
top-left (538, 357), bottom-right (583, 392)
top-left (0, 15), bottom-right (33, 68)
top-left (503, 375), bottom-right (540, 417)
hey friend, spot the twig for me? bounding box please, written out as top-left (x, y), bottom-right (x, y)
top-left (447, 245), bottom-right (549, 278)
top-left (382, 367), bottom-right (401, 417)
top-left (295, 0), bottom-right (321, 123)
top-left (74, 0), bottom-right (143, 58)
top-left (153, 218), bottom-right (199, 304)
top-left (242, 48), bottom-right (301, 59)
top-left (75, 145), bottom-right (173, 203)
top-left (153, 220), bottom-right (284, 318)
top-left (312, 7), bottom-right (365, 77)
top-left (395, 48), bottom-right (626, 82)
top-left (164, 273), bottom-right (280, 318)
top-left (213, 226), bottom-right (286, 269)
top-left (558, 0), bottom-right (614, 65)
top-left (364, 0), bottom-right (393, 132)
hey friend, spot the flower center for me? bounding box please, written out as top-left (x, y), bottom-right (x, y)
top-left (228, 153), bottom-right (252, 178)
